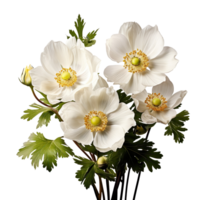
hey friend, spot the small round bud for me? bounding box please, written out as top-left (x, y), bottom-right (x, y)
top-left (61, 71), bottom-right (71, 80)
top-left (97, 156), bottom-right (108, 169)
top-left (136, 126), bottom-right (147, 135)
top-left (91, 116), bottom-right (101, 126)
top-left (152, 98), bottom-right (161, 106)
top-left (131, 57), bottom-right (140, 66)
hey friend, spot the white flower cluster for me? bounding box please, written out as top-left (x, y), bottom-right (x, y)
top-left (29, 22), bottom-right (187, 152)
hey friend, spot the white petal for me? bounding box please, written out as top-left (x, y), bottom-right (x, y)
top-left (29, 66), bottom-right (53, 91)
top-left (132, 90), bottom-right (148, 112)
top-left (151, 109), bottom-right (177, 124)
top-left (141, 110), bottom-right (157, 124)
top-left (71, 48), bottom-right (90, 75)
top-left (60, 86), bottom-right (76, 102)
top-left (40, 80), bottom-right (61, 95)
top-left (74, 86), bottom-right (93, 113)
top-left (54, 42), bottom-right (73, 69)
top-left (135, 25), bottom-right (164, 59)
top-left (152, 76), bottom-right (174, 100)
top-left (94, 125), bottom-right (125, 152)
top-left (92, 74), bottom-right (108, 91)
top-left (41, 41), bottom-right (73, 74)
top-left (95, 138), bottom-right (125, 153)
top-left (167, 90), bottom-right (187, 109)
top-left (90, 87), bottom-right (119, 114)
top-left (141, 70), bottom-right (166, 87)
top-left (84, 50), bottom-right (101, 73)
top-left (149, 47), bottom-right (178, 73)
top-left (121, 73), bottom-right (145, 94)
top-left (107, 103), bottom-right (136, 132)
top-left (45, 87), bottom-right (66, 104)
top-left (76, 67), bottom-right (92, 85)
top-left (104, 65), bottom-right (132, 84)
top-left (66, 38), bottom-right (85, 49)
top-left (60, 102), bottom-right (86, 129)
top-left (61, 124), bottom-right (93, 145)
top-left (119, 22), bottom-right (142, 50)
top-left (106, 34), bottom-right (131, 63)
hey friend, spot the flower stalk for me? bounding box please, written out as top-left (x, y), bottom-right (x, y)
top-left (30, 86), bottom-right (63, 122)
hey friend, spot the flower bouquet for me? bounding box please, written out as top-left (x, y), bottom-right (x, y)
top-left (18, 15), bottom-right (189, 200)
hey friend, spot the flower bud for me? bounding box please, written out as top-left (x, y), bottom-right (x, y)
top-left (136, 126), bottom-right (146, 136)
top-left (21, 65), bottom-right (33, 86)
top-left (97, 156), bottom-right (108, 169)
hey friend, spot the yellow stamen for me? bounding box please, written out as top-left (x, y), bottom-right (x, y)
top-left (145, 93), bottom-right (167, 111)
top-left (84, 111), bottom-right (108, 132)
top-left (123, 49), bottom-right (149, 73)
top-left (55, 68), bottom-right (77, 87)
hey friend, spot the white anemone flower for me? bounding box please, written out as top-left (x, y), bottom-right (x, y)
top-left (30, 38), bottom-right (100, 104)
top-left (132, 77), bottom-right (187, 124)
top-left (104, 22), bottom-right (178, 94)
top-left (60, 86), bottom-right (136, 152)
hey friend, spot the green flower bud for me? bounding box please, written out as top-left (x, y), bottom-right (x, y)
top-left (21, 65), bottom-right (33, 86)
top-left (152, 98), bottom-right (161, 106)
top-left (97, 156), bottom-right (108, 169)
top-left (131, 57), bottom-right (140, 66)
top-left (91, 116), bottom-right (101, 126)
top-left (61, 71), bottom-right (71, 80)
top-left (136, 126), bottom-right (146, 136)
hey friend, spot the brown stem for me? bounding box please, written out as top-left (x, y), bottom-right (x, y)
top-left (30, 86), bottom-right (63, 122)
top-left (71, 140), bottom-right (94, 160)
top-left (99, 176), bottom-right (105, 200)
top-left (105, 169), bottom-right (110, 200)
top-left (92, 184), bottom-right (100, 200)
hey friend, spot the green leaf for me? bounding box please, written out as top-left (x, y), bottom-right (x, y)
top-left (85, 39), bottom-right (98, 48)
top-left (52, 101), bottom-right (66, 111)
top-left (86, 29), bottom-right (99, 40)
top-left (79, 144), bottom-right (97, 154)
top-left (117, 89), bottom-right (133, 104)
top-left (72, 154), bottom-right (95, 191)
top-left (17, 133), bottom-right (74, 172)
top-left (69, 29), bottom-right (78, 40)
top-left (174, 103), bottom-right (184, 110)
top-left (75, 14), bottom-right (85, 39)
top-left (36, 111), bottom-right (53, 129)
top-left (165, 110), bottom-right (189, 143)
top-left (108, 130), bottom-right (163, 173)
top-left (94, 164), bottom-right (117, 182)
top-left (21, 103), bottom-right (51, 121)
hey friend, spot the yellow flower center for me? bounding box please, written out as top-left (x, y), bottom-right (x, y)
top-left (123, 49), bottom-right (149, 73)
top-left (91, 116), bottom-right (101, 126)
top-left (55, 68), bottom-right (77, 87)
top-left (61, 71), bottom-right (71, 80)
top-left (152, 98), bottom-right (161, 106)
top-left (131, 57), bottom-right (140, 66)
top-left (145, 93), bottom-right (167, 111)
top-left (84, 111), bottom-right (108, 132)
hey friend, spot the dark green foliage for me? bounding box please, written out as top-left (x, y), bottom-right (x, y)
top-left (117, 89), bottom-right (133, 104)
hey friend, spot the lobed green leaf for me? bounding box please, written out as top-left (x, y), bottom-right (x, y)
top-left (165, 110), bottom-right (189, 143)
top-left (21, 103), bottom-right (51, 121)
top-left (36, 111), bottom-right (53, 129)
top-left (17, 133), bottom-right (74, 172)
